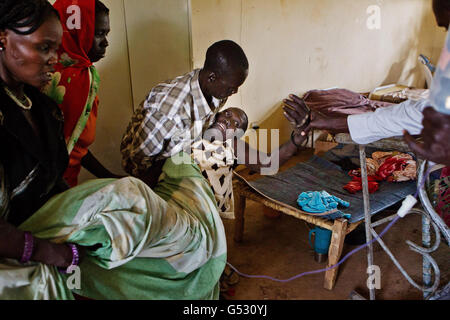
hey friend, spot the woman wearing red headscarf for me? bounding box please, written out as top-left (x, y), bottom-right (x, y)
top-left (45, 0), bottom-right (121, 187)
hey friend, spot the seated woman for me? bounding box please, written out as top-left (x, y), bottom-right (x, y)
top-left (192, 107), bottom-right (311, 219)
top-left (44, 0), bottom-right (121, 187)
top-left (0, 0), bottom-right (225, 300)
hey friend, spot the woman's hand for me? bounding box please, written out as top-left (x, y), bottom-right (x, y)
top-left (291, 131), bottom-right (309, 148)
top-left (32, 239), bottom-right (72, 267)
top-left (0, 218), bottom-right (85, 268)
top-left (283, 94), bottom-right (311, 134)
top-left (32, 239), bottom-right (84, 268)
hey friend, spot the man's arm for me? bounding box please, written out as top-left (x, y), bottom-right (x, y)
top-left (284, 94), bottom-right (428, 144)
top-left (235, 132), bottom-right (309, 174)
top-left (138, 159), bottom-right (166, 188)
top-left (347, 99), bottom-right (428, 144)
top-left (121, 108), bottom-right (179, 184)
top-left (234, 97), bottom-right (310, 174)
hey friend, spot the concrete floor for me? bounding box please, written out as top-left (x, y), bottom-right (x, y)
top-left (221, 201), bottom-right (450, 300)
top-left (221, 146), bottom-right (450, 300)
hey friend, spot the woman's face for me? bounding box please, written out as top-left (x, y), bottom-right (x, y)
top-left (0, 15), bottom-right (63, 89)
top-left (209, 108), bottom-right (247, 141)
top-left (88, 11), bottom-right (110, 63)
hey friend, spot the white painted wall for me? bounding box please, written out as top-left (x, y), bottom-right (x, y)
top-left (123, 0), bottom-right (192, 108)
top-left (78, 0), bottom-right (192, 182)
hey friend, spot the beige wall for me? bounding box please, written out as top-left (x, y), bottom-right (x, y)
top-left (124, 0), bottom-right (192, 108)
top-left (78, 0), bottom-right (192, 182)
top-left (191, 0), bottom-right (447, 145)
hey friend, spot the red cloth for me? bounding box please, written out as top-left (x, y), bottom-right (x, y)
top-left (343, 174), bottom-right (380, 194)
top-left (53, 0), bottom-right (98, 187)
top-left (376, 157), bottom-right (408, 182)
top-left (343, 157), bottom-right (408, 194)
top-left (303, 88), bottom-right (393, 118)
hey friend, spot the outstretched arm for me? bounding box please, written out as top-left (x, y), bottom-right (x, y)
top-left (235, 132), bottom-right (309, 174)
top-left (283, 94), bottom-right (349, 134)
top-left (235, 98), bottom-right (310, 174)
top-left (81, 150), bottom-right (124, 179)
top-left (284, 94), bottom-right (428, 145)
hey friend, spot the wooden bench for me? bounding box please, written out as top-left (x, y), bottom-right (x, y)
top-left (232, 150), bottom-right (363, 290)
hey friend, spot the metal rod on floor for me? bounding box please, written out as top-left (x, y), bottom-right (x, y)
top-left (359, 145), bottom-right (375, 300)
top-left (371, 214), bottom-right (398, 228)
top-left (370, 225), bottom-right (441, 295)
top-left (422, 214), bottom-right (433, 299)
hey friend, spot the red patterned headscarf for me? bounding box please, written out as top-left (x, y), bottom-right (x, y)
top-left (44, 0), bottom-right (101, 187)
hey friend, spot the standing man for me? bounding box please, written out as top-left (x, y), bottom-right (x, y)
top-left (121, 40), bottom-right (249, 186)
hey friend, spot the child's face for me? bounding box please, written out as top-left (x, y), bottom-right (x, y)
top-left (209, 108), bottom-right (247, 141)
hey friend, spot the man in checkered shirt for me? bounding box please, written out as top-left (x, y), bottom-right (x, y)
top-left (120, 40), bottom-right (249, 186)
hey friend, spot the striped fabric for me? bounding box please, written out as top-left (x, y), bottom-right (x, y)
top-left (0, 153), bottom-right (227, 300)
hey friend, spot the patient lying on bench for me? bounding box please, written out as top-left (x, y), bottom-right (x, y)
top-left (191, 108), bottom-right (249, 219)
top-left (192, 106), bottom-right (311, 218)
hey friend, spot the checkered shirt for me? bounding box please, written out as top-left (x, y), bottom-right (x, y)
top-left (120, 69), bottom-right (226, 176)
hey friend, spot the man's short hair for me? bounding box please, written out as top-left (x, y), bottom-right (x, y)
top-left (204, 40), bottom-right (249, 76)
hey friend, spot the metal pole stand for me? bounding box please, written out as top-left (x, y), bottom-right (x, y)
top-left (352, 145), bottom-right (447, 300)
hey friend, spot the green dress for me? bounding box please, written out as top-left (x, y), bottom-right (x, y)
top-left (0, 153), bottom-right (227, 300)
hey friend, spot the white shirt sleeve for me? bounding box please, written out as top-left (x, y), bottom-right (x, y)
top-left (347, 99), bottom-right (429, 145)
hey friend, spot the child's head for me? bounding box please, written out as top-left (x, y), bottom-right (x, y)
top-left (207, 107), bottom-right (248, 141)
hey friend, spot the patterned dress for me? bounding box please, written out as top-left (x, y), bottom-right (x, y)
top-left (191, 139), bottom-right (236, 219)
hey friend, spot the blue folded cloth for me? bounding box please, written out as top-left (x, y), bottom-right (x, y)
top-left (297, 191), bottom-right (351, 219)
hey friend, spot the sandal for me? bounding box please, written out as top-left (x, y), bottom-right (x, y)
top-left (219, 265), bottom-right (240, 299)
top-left (221, 265), bottom-right (240, 285)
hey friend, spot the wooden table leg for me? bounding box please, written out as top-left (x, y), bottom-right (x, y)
top-left (324, 219), bottom-right (348, 290)
top-left (234, 192), bottom-right (246, 243)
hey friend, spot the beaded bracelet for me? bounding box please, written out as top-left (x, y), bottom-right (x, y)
top-left (20, 232), bottom-right (34, 263)
top-left (291, 131), bottom-right (309, 148)
top-left (68, 244), bottom-right (80, 267)
top-left (58, 243), bottom-right (80, 274)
